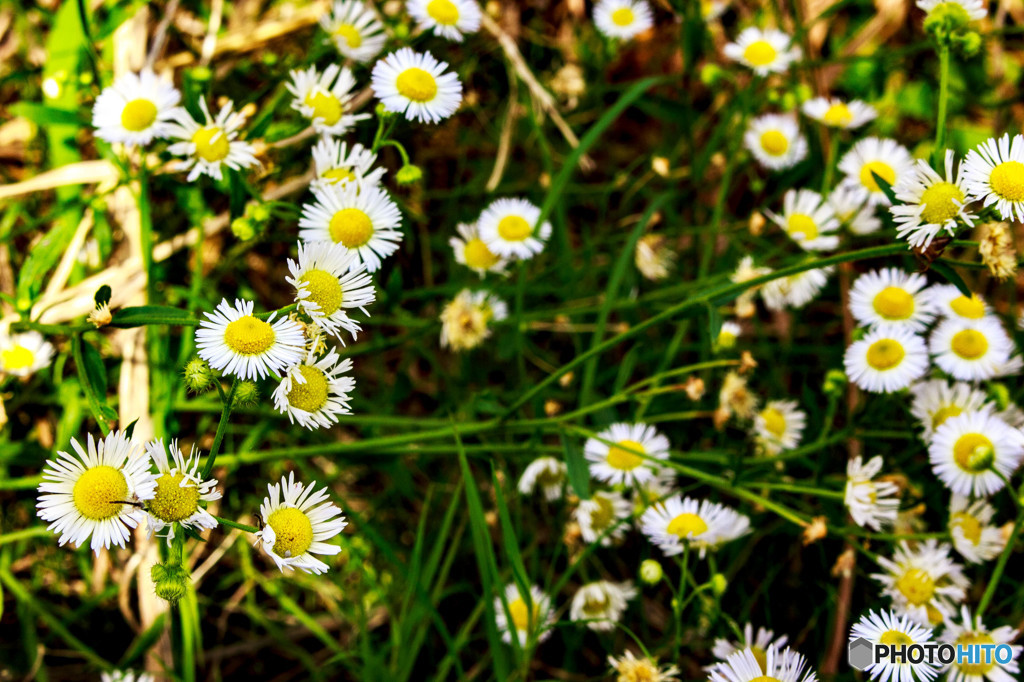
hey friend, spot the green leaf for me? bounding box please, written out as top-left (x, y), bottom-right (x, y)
top-left (870, 170), bottom-right (898, 205)
top-left (123, 417), bottom-right (140, 440)
top-left (94, 285), bottom-right (111, 307)
top-left (7, 102), bottom-right (84, 127)
top-left (931, 260), bottom-right (972, 297)
top-left (16, 215), bottom-right (80, 310)
top-left (117, 613), bottom-right (167, 668)
top-left (562, 434), bottom-right (590, 500)
top-left (109, 305), bottom-right (199, 328)
top-left (491, 470), bottom-right (531, 614)
top-left (72, 335), bottom-right (112, 435)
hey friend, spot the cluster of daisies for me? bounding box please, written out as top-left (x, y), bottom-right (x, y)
top-left (505, 421), bottom-right (751, 664)
top-left (34, 430), bottom-right (346, 575)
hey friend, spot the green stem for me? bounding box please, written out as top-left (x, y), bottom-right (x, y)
top-left (201, 379), bottom-right (239, 478)
top-left (212, 515), bottom-right (259, 534)
top-left (935, 45), bottom-right (950, 152)
top-left (255, 303), bottom-right (297, 320)
top-left (378, 139), bottom-right (411, 166)
top-left (977, 510), bottom-right (1023, 618)
top-left (821, 132), bottom-right (840, 193)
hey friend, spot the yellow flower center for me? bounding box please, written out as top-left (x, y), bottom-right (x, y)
top-left (743, 40), bottom-right (777, 66)
top-left (497, 215), bottom-right (533, 242)
top-left (266, 507), bottom-right (314, 558)
top-left (667, 512), bottom-right (708, 538)
top-left (865, 339), bottom-right (904, 370)
top-left (396, 68), bottom-right (438, 102)
top-left (932, 405), bottom-right (963, 430)
top-left (953, 433), bottom-right (994, 473)
top-left (895, 568), bottom-right (935, 606)
top-left (323, 168), bottom-right (357, 185)
top-left (300, 268), bottom-right (343, 316)
top-left (334, 24), bottom-right (362, 48)
top-left (606, 439), bottom-right (645, 470)
top-left (823, 103), bottom-right (852, 127)
top-left (589, 494), bottom-right (616, 531)
top-left (873, 286), bottom-right (915, 320)
top-left (989, 160), bottom-right (1024, 202)
top-left (787, 213), bottom-right (818, 240)
top-left (879, 629), bottom-right (914, 646)
top-left (329, 208), bottom-right (374, 248)
top-left (950, 295), bottom-right (986, 319)
top-left (760, 407), bottom-right (787, 438)
top-left (925, 604), bottom-right (944, 626)
top-left (535, 467), bottom-right (564, 488)
top-left (611, 7), bottom-right (635, 25)
top-left (148, 472), bottom-right (201, 523)
top-left (464, 238), bottom-right (501, 270)
top-left (191, 126), bottom-right (230, 163)
top-left (748, 676), bottom-right (782, 682)
top-left (760, 130), bottom-right (789, 156)
top-left (72, 465), bottom-right (129, 521)
top-left (951, 512), bottom-right (983, 545)
top-left (859, 161), bottom-right (896, 193)
top-left (120, 98), bottom-right (158, 132)
top-left (508, 597), bottom-right (537, 631)
top-left (286, 365), bottom-right (330, 413)
top-left (951, 329), bottom-right (988, 359)
top-left (427, 0), bottom-right (460, 25)
top-left (1, 345), bottom-right (35, 371)
top-left (919, 181), bottom-right (964, 224)
top-left (956, 633), bottom-right (997, 675)
top-left (304, 89), bottom-right (343, 127)
top-left (582, 594), bottom-right (609, 617)
top-left (223, 315), bottom-right (276, 355)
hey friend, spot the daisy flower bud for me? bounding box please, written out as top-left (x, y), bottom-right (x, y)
top-left (151, 562), bottom-right (190, 604)
top-left (233, 381), bottom-right (260, 407)
top-left (183, 357), bottom-right (214, 394)
top-left (639, 558), bottom-right (663, 584)
top-left (396, 164), bottom-right (423, 185)
top-left (231, 217), bottom-right (258, 241)
top-left (710, 573), bottom-right (728, 596)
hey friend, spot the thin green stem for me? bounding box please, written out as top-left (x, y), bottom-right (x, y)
top-left (821, 132), bottom-right (840, 193)
top-left (935, 45), bottom-right (951, 152)
top-left (212, 515), bottom-right (259, 534)
top-left (201, 379), bottom-right (239, 478)
top-left (977, 510), bottom-right (1023, 618)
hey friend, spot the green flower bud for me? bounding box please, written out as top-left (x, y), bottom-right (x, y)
top-left (954, 30), bottom-right (982, 57)
top-left (989, 383), bottom-right (1011, 410)
top-left (233, 380), bottom-right (260, 408)
top-left (152, 562), bottom-right (190, 604)
top-left (183, 358), bottom-right (214, 394)
top-left (823, 369), bottom-right (848, 397)
top-left (700, 64), bottom-right (724, 87)
top-left (231, 217), bottom-right (257, 241)
top-left (396, 164), bottom-right (423, 185)
top-left (375, 102), bottom-right (395, 120)
top-left (639, 559), bottom-right (663, 585)
top-left (793, 83), bottom-right (813, 103)
top-left (248, 202), bottom-right (271, 224)
top-left (190, 66), bottom-right (213, 83)
top-left (711, 573), bottom-right (728, 597)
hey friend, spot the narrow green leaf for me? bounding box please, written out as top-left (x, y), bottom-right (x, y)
top-left (109, 305), bottom-right (200, 328)
top-left (562, 433), bottom-right (590, 499)
top-left (8, 102), bottom-right (84, 126)
top-left (491, 470), bottom-right (530, 609)
top-left (870, 170), bottom-right (898, 205)
top-left (117, 613), bottom-right (167, 668)
top-left (930, 260), bottom-right (972, 297)
top-left (72, 335), bottom-right (111, 435)
top-left (94, 284), bottom-right (112, 306)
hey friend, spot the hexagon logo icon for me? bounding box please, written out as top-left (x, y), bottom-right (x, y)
top-left (848, 637), bottom-right (874, 671)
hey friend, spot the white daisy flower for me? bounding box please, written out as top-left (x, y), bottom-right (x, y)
top-left (166, 99), bottom-right (258, 182)
top-left (584, 422), bottom-right (670, 486)
top-left (744, 114), bottom-right (808, 171)
top-left (517, 456), bottom-right (567, 501)
top-left (286, 64), bottom-right (369, 137)
top-left (761, 266), bottom-right (834, 311)
top-left (36, 431), bottom-right (157, 555)
top-left (829, 185), bottom-right (882, 235)
top-left (439, 288), bottom-right (508, 351)
top-left (838, 137), bottom-right (914, 206)
top-left (844, 455), bottom-right (901, 531)
top-left (849, 609), bottom-right (940, 682)
top-left (943, 607), bottom-right (1021, 682)
top-left (91, 69), bottom-right (181, 147)
top-left (718, 321), bottom-right (742, 349)
top-left (371, 48), bottom-right (463, 124)
top-left (872, 540), bottom-right (969, 626)
top-left (569, 580), bottom-right (637, 631)
top-left (640, 494), bottom-right (750, 558)
top-left (255, 472), bottom-right (347, 574)
top-left (910, 379), bottom-right (992, 439)
top-left (767, 188), bottom-right (840, 251)
top-left (272, 347), bottom-right (355, 430)
top-left (407, 0), bottom-right (481, 42)
top-left (494, 583), bottom-right (554, 647)
top-left (929, 317), bottom-right (1015, 382)
top-left (630, 466), bottom-right (678, 519)
top-left (593, 0), bottom-right (654, 40)
top-left (949, 494), bottom-right (1005, 564)
top-left (929, 411), bottom-right (1024, 497)
top-left (891, 150), bottom-right (974, 249)
top-left (802, 97), bottom-right (876, 130)
top-left (701, 0), bottom-right (729, 21)
top-left (299, 182), bottom-right (403, 273)
top-left (608, 650), bottom-right (680, 682)
top-left (143, 439), bottom-right (219, 542)
top-left (450, 222), bottom-right (508, 277)
top-left (319, 0), bottom-right (387, 63)
top-left (917, 0), bottom-right (987, 21)
top-left (709, 646), bottom-right (817, 682)
top-left (927, 285), bottom-right (991, 321)
top-left (286, 241), bottom-right (375, 341)
top-left (753, 399), bottom-right (806, 456)
top-left (731, 255), bottom-right (773, 317)
top-left (963, 134), bottom-right (1024, 222)
top-left (575, 489), bottom-right (632, 546)
top-left (843, 327), bottom-right (929, 394)
top-left (710, 623), bottom-right (789, 667)
top-left (849, 268), bottom-right (936, 332)
top-left (102, 672), bottom-right (155, 682)
top-left (477, 197), bottom-right (553, 261)
top-left (312, 138), bottom-right (386, 192)
top-left (0, 330), bottom-right (54, 378)
top-left (195, 299), bottom-right (306, 381)
top-left (723, 27), bottom-right (801, 76)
